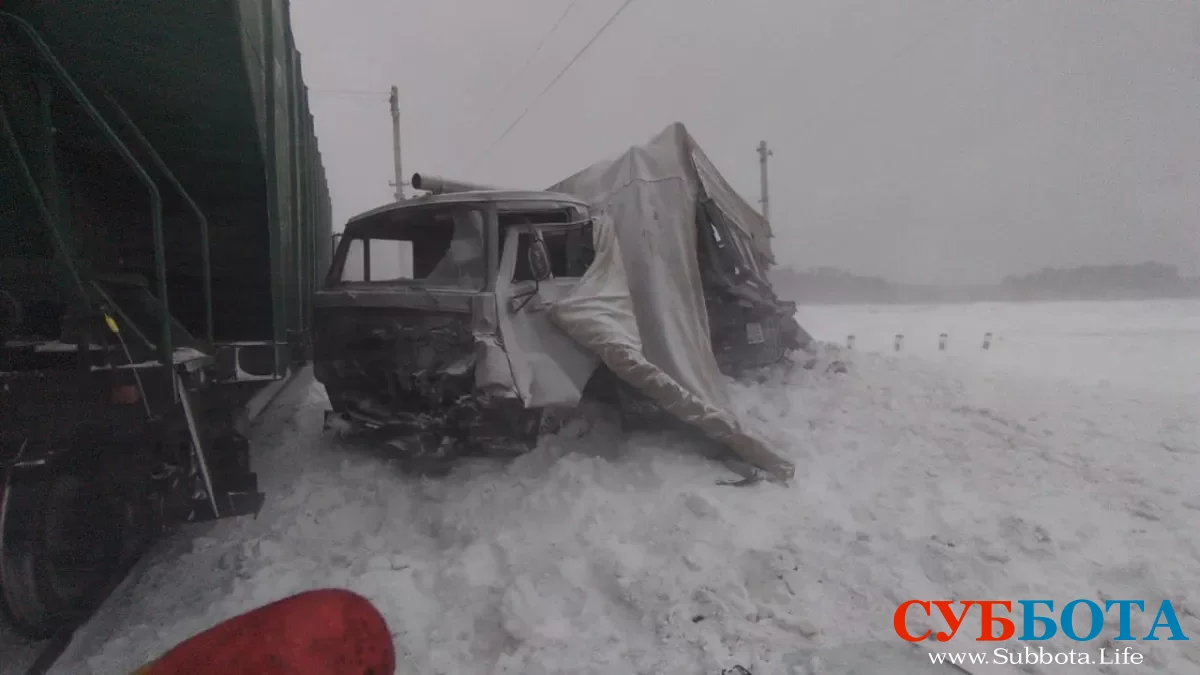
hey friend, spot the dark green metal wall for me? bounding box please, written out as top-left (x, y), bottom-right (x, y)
top-left (236, 0), bottom-right (334, 369)
top-left (1, 0), bottom-right (332, 372)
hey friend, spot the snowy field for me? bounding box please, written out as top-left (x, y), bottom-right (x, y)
top-left (798, 298), bottom-right (1200, 396)
top-left (2, 299), bottom-right (1199, 674)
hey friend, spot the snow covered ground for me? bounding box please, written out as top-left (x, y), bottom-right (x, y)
top-left (797, 298), bottom-right (1200, 395)
top-left (3, 299), bottom-right (1199, 674)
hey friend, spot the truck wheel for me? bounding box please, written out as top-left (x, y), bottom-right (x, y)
top-left (0, 472), bottom-right (128, 638)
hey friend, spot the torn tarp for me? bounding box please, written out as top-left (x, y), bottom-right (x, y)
top-left (547, 122), bottom-right (795, 481)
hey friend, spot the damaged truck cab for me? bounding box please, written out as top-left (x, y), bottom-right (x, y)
top-left (313, 183), bottom-right (602, 457)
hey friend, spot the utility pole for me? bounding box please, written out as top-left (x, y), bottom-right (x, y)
top-left (757, 140), bottom-right (772, 224)
top-left (388, 85), bottom-right (405, 201)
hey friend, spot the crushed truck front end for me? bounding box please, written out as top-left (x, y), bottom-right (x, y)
top-left (313, 190), bottom-right (600, 459)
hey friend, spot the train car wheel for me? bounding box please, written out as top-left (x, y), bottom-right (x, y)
top-left (0, 472), bottom-right (128, 638)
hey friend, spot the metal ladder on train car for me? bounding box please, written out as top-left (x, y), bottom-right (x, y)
top-left (0, 13), bottom-right (248, 673)
top-left (0, 10), bottom-right (225, 516)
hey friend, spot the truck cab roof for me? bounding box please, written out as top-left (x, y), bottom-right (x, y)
top-left (345, 190), bottom-right (589, 231)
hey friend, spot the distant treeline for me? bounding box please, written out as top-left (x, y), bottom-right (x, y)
top-left (770, 262), bottom-right (1200, 304)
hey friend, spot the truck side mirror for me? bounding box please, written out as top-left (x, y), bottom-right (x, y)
top-left (527, 233), bottom-right (552, 281)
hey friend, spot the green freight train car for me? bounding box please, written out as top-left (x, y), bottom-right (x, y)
top-left (0, 0), bottom-right (332, 637)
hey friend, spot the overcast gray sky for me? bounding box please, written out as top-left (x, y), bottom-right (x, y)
top-left (291, 0), bottom-right (1199, 285)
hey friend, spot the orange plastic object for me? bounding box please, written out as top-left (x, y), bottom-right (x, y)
top-left (131, 588), bottom-right (395, 675)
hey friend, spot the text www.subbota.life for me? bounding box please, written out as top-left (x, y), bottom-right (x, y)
top-left (929, 646), bottom-right (1145, 667)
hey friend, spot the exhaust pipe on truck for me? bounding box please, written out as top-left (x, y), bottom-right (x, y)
top-left (410, 173), bottom-right (500, 195)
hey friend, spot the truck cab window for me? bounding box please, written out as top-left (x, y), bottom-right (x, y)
top-left (341, 239), bottom-right (414, 282)
top-left (512, 221), bottom-right (595, 282)
top-left (337, 208), bottom-right (485, 290)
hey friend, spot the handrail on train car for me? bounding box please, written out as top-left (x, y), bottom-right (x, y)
top-left (0, 11), bottom-right (175, 384)
top-left (0, 103), bottom-right (89, 303)
top-left (95, 87), bottom-right (214, 344)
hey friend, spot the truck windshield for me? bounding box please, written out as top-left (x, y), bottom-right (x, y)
top-left (338, 207), bottom-right (486, 290)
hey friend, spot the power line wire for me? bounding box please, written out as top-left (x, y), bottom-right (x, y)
top-left (310, 88), bottom-right (388, 95)
top-left (466, 0), bottom-right (638, 175)
top-left (310, 88), bottom-right (390, 100)
top-left (476, 0), bottom-right (583, 131)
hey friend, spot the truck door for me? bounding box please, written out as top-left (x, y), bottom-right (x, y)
top-left (495, 221), bottom-right (600, 407)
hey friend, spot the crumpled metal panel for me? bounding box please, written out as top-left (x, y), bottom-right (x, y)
top-left (316, 308), bottom-right (473, 411)
top-left (312, 292), bottom-right (538, 459)
top-left (470, 293), bottom-right (518, 395)
top-left (474, 333), bottom-right (517, 395)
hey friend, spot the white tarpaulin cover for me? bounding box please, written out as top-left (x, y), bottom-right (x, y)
top-left (546, 123), bottom-right (795, 480)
